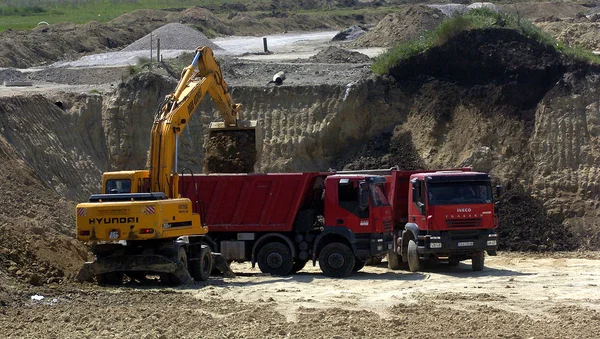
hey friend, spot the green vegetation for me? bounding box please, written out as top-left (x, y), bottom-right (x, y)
top-left (372, 9), bottom-right (600, 75)
top-left (0, 0), bottom-right (260, 31)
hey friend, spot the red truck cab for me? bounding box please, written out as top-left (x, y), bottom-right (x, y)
top-left (387, 169), bottom-right (498, 272)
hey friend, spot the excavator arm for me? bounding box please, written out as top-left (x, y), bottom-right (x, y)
top-left (149, 46), bottom-right (256, 197)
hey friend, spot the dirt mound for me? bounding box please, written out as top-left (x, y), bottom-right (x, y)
top-left (497, 2), bottom-right (587, 20)
top-left (122, 23), bottom-right (223, 52)
top-left (308, 46), bottom-right (371, 63)
top-left (496, 182), bottom-right (578, 251)
top-left (351, 5), bottom-right (445, 48)
top-left (0, 136), bottom-right (91, 292)
top-left (203, 130), bottom-right (256, 173)
top-left (339, 126), bottom-right (424, 170)
top-left (180, 6), bottom-right (233, 35)
top-left (536, 21), bottom-right (600, 50)
top-left (0, 68), bottom-right (27, 82)
top-left (332, 25), bottom-right (367, 41)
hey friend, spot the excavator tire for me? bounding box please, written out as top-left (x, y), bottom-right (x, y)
top-left (190, 246), bottom-right (212, 281)
top-left (161, 247), bottom-right (192, 286)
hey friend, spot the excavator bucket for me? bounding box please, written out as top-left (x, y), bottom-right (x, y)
top-left (204, 120), bottom-right (261, 174)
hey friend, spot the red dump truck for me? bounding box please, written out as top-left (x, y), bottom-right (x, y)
top-left (179, 172), bottom-right (394, 277)
top-left (384, 168), bottom-right (499, 272)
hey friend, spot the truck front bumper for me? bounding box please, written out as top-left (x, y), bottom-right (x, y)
top-left (417, 229), bottom-right (498, 256)
top-left (355, 233), bottom-right (394, 259)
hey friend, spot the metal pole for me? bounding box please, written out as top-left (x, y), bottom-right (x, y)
top-left (157, 38), bottom-right (160, 63)
top-left (263, 37), bottom-right (268, 53)
top-left (150, 33), bottom-right (153, 70)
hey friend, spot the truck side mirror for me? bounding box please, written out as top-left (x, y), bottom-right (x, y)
top-left (359, 182), bottom-right (369, 211)
top-left (496, 185), bottom-right (503, 197)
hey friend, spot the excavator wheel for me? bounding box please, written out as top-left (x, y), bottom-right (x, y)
top-left (190, 246), bottom-right (212, 281)
top-left (161, 247), bottom-right (192, 286)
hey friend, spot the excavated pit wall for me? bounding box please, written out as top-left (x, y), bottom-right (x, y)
top-left (3, 68), bottom-right (600, 248)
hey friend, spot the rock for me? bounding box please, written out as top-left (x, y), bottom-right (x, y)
top-left (29, 274), bottom-right (44, 286)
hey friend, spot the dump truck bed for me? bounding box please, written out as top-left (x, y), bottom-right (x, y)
top-left (180, 173), bottom-right (329, 232)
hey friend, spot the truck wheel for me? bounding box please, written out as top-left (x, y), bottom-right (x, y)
top-left (388, 250), bottom-right (402, 270)
top-left (319, 242), bottom-right (355, 278)
top-left (353, 259), bottom-right (366, 272)
top-left (291, 260), bottom-right (308, 274)
top-left (407, 239), bottom-right (421, 273)
top-left (96, 272), bottom-right (123, 285)
top-left (472, 251), bottom-right (485, 271)
top-left (448, 256), bottom-right (460, 267)
top-left (257, 242), bottom-right (293, 276)
top-left (190, 246), bottom-right (213, 281)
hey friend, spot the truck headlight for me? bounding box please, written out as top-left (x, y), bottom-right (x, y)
top-left (430, 242), bottom-right (442, 249)
top-left (488, 234), bottom-right (498, 238)
top-left (487, 240), bottom-right (497, 246)
top-left (377, 245), bottom-right (383, 251)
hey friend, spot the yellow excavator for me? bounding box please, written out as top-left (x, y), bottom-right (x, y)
top-left (75, 46), bottom-right (257, 285)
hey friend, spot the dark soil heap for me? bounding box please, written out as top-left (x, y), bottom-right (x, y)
top-left (308, 46), bottom-right (371, 64)
top-left (339, 127), bottom-right (424, 170)
top-left (203, 130), bottom-right (256, 173)
top-left (496, 183), bottom-right (578, 251)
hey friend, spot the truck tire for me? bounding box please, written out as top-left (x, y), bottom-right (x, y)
top-left (319, 242), bottom-right (355, 278)
top-left (388, 250), bottom-right (402, 270)
top-left (257, 242), bottom-right (293, 276)
top-left (407, 239), bottom-right (421, 273)
top-left (190, 246), bottom-right (212, 281)
top-left (472, 251), bottom-right (484, 271)
top-left (448, 256), bottom-right (460, 267)
top-left (96, 272), bottom-right (123, 285)
top-left (353, 259), bottom-right (366, 272)
top-left (291, 260), bottom-right (308, 274)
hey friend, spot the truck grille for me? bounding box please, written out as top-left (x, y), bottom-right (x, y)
top-left (383, 220), bottom-right (392, 231)
top-left (446, 218), bottom-right (482, 228)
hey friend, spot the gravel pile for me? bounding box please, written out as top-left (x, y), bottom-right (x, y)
top-left (308, 46), bottom-right (371, 63)
top-left (332, 25), bottom-right (367, 42)
top-left (0, 68), bottom-right (28, 82)
top-left (122, 23), bottom-right (223, 52)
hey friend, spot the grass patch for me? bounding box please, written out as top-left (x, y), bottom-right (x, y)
top-left (372, 8), bottom-right (600, 75)
top-left (0, 0), bottom-right (261, 32)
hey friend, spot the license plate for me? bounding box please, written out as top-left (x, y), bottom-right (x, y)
top-left (109, 231), bottom-right (120, 239)
top-left (458, 241), bottom-right (473, 247)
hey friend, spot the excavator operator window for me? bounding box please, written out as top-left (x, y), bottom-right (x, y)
top-left (105, 179), bottom-right (132, 194)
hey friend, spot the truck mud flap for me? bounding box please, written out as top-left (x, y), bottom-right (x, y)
top-left (76, 255), bottom-right (192, 284)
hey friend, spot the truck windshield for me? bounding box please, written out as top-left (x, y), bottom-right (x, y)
top-left (370, 183), bottom-right (390, 207)
top-left (106, 179), bottom-right (131, 194)
top-left (427, 181), bottom-right (492, 206)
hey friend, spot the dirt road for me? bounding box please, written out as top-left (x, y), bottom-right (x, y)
top-left (1, 253), bottom-right (599, 338)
